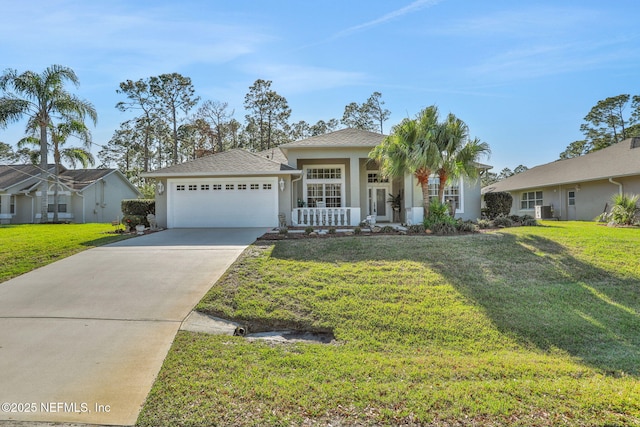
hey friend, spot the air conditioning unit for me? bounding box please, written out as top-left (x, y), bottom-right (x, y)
top-left (534, 205), bottom-right (552, 219)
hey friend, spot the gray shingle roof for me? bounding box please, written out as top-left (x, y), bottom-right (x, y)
top-left (59, 169), bottom-right (116, 191)
top-left (279, 128), bottom-right (385, 148)
top-left (0, 165), bottom-right (45, 190)
top-left (483, 138), bottom-right (640, 193)
top-left (143, 149), bottom-right (299, 177)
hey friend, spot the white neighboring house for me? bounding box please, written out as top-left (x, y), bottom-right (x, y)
top-left (144, 128), bottom-right (489, 229)
top-left (0, 164), bottom-right (142, 224)
top-left (482, 138), bottom-right (640, 220)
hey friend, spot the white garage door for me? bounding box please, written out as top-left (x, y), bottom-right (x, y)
top-left (168, 177), bottom-right (278, 228)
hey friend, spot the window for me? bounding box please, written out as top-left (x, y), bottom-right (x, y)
top-left (188, 184), bottom-right (197, 191)
top-left (0, 196), bottom-right (16, 215)
top-left (306, 167), bottom-right (341, 179)
top-left (568, 190), bottom-right (576, 206)
top-left (201, 184), bottom-right (210, 191)
top-left (263, 183), bottom-right (272, 190)
top-left (212, 184), bottom-right (222, 190)
top-left (226, 184), bottom-right (234, 190)
top-left (427, 176), bottom-right (460, 209)
top-left (238, 184), bottom-right (247, 190)
top-left (250, 184), bottom-right (259, 190)
top-left (304, 165), bottom-right (344, 207)
top-left (367, 172), bottom-right (389, 183)
top-left (521, 191), bottom-right (543, 209)
top-left (47, 195), bottom-right (67, 213)
top-left (176, 185), bottom-right (185, 191)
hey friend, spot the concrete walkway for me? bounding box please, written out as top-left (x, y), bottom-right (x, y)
top-left (0, 228), bottom-right (265, 426)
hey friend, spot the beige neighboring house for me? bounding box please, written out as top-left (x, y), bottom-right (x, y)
top-left (0, 164), bottom-right (142, 224)
top-left (144, 128), bottom-right (488, 228)
top-left (482, 137), bottom-right (640, 221)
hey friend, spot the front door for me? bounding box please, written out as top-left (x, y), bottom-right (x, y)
top-left (367, 186), bottom-right (391, 222)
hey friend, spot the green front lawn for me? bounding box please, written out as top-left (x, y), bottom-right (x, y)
top-left (0, 223), bottom-right (131, 283)
top-left (138, 222), bottom-right (640, 426)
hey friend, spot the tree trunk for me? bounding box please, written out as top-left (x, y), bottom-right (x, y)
top-left (421, 181), bottom-right (431, 219)
top-left (437, 169), bottom-right (447, 203)
top-left (39, 124), bottom-right (48, 223)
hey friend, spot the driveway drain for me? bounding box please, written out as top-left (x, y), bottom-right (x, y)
top-left (181, 311), bottom-right (335, 344)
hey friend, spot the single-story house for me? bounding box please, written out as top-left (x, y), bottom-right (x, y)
top-left (0, 164), bottom-right (142, 224)
top-left (481, 137), bottom-right (640, 221)
top-left (144, 128), bottom-right (488, 229)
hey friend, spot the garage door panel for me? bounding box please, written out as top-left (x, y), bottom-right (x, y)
top-left (168, 178), bottom-right (278, 228)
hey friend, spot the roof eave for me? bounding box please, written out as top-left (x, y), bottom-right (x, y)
top-left (142, 170), bottom-right (302, 178)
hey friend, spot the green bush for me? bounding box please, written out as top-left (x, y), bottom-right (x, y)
top-left (122, 199), bottom-right (155, 216)
top-left (492, 215), bottom-right (513, 228)
top-left (122, 214), bottom-right (147, 228)
top-left (456, 220), bottom-right (478, 233)
top-left (327, 227), bottom-right (336, 234)
top-left (354, 227), bottom-right (362, 235)
top-left (380, 225), bottom-right (395, 233)
top-left (484, 192), bottom-right (513, 219)
top-left (477, 218), bottom-right (492, 229)
top-left (304, 226), bottom-right (314, 235)
top-left (424, 200), bottom-right (457, 233)
top-left (609, 193), bottom-right (640, 225)
top-left (407, 224), bottom-right (426, 234)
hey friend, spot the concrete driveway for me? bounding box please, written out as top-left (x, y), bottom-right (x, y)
top-left (0, 228), bottom-right (264, 426)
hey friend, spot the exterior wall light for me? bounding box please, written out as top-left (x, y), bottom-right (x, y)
top-left (279, 178), bottom-right (285, 192)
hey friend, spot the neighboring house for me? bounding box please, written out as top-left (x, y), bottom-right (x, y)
top-left (144, 128), bottom-right (488, 229)
top-left (482, 137), bottom-right (640, 221)
top-left (0, 164), bottom-right (142, 224)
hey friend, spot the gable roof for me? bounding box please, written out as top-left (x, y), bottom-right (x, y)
top-left (483, 138), bottom-right (640, 194)
top-left (143, 149), bottom-right (300, 178)
top-left (279, 128), bottom-right (385, 149)
top-left (58, 169), bottom-right (119, 191)
top-left (0, 164), bottom-right (55, 191)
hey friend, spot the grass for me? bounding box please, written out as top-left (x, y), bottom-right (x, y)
top-left (138, 222), bottom-right (640, 426)
top-left (0, 223), bottom-right (131, 283)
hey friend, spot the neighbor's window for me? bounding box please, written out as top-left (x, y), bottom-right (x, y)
top-left (521, 191), bottom-right (543, 209)
top-left (47, 194), bottom-right (67, 213)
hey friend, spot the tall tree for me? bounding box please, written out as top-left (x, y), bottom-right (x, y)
top-left (435, 113), bottom-right (490, 204)
top-left (369, 106), bottom-right (442, 217)
top-left (366, 91), bottom-right (391, 134)
top-left (197, 100), bottom-right (232, 152)
top-left (580, 94), bottom-right (631, 151)
top-left (0, 65), bottom-right (96, 222)
top-left (341, 92), bottom-right (390, 133)
top-left (116, 79), bottom-right (158, 172)
top-left (244, 79), bottom-right (291, 150)
top-left (0, 141), bottom-right (17, 162)
top-left (310, 118), bottom-right (339, 136)
top-left (149, 73), bottom-right (199, 164)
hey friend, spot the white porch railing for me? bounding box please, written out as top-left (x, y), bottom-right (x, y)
top-left (292, 207), bottom-right (360, 227)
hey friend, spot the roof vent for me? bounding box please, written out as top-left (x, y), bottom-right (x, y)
top-left (631, 138), bottom-right (640, 149)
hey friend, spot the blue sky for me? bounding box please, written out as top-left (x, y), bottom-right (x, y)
top-left (1, 0), bottom-right (639, 172)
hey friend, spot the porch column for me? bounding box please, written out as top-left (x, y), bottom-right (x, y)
top-left (349, 157), bottom-right (360, 208)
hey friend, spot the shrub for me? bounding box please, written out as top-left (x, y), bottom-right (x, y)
top-left (491, 215), bottom-right (513, 228)
top-left (278, 227), bottom-right (289, 235)
top-left (121, 199), bottom-right (155, 228)
top-left (456, 220), bottom-right (478, 233)
top-left (424, 200), bottom-right (457, 233)
top-left (522, 217), bottom-right (539, 227)
top-left (327, 227), bottom-right (336, 234)
top-left (477, 218), bottom-right (492, 229)
top-left (484, 192), bottom-right (512, 219)
top-left (304, 226), bottom-right (314, 235)
top-left (609, 193), bottom-right (640, 225)
top-left (354, 227), bottom-right (362, 235)
top-left (407, 224), bottom-right (426, 234)
top-left (122, 199), bottom-right (155, 216)
top-left (380, 225), bottom-right (395, 233)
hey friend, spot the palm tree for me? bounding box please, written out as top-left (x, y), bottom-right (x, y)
top-left (0, 65), bottom-right (97, 222)
top-left (19, 120), bottom-right (95, 222)
top-left (369, 105), bottom-right (442, 217)
top-left (435, 113), bottom-right (491, 206)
